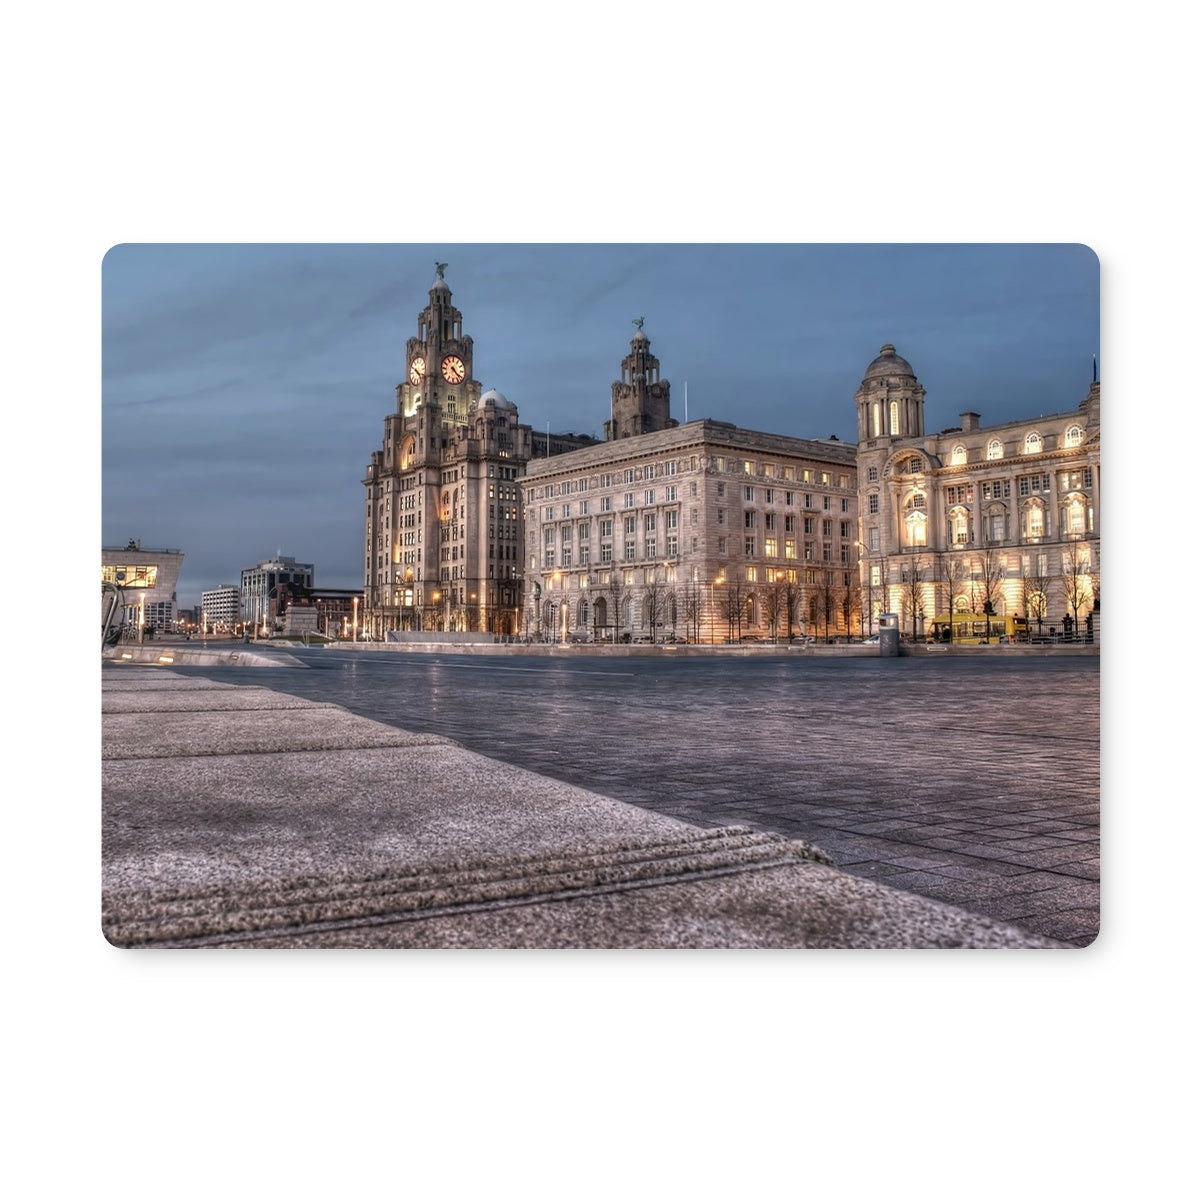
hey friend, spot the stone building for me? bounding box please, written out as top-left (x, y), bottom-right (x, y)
top-left (521, 327), bottom-right (859, 643)
top-left (854, 343), bottom-right (1101, 641)
top-left (362, 267), bottom-right (554, 638)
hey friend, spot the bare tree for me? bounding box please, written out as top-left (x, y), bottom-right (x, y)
top-left (898, 559), bottom-right (925, 640)
top-left (680, 582), bottom-right (702, 643)
top-left (974, 546), bottom-right (1006, 640)
top-left (1061, 539), bottom-right (1093, 640)
top-left (811, 571), bottom-right (836, 641)
top-left (607, 571), bottom-right (624, 644)
top-left (643, 569), bottom-right (666, 642)
top-left (720, 578), bottom-right (745, 641)
top-left (1022, 557), bottom-right (1052, 640)
top-left (781, 575), bottom-right (801, 641)
top-left (762, 578), bottom-right (782, 642)
top-left (933, 552), bottom-right (970, 641)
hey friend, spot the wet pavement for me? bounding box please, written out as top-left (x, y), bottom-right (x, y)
top-left (169, 648), bottom-right (1100, 946)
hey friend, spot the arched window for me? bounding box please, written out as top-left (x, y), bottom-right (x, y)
top-left (905, 510), bottom-right (928, 547)
top-left (1063, 497), bottom-right (1087, 535)
top-left (987, 439), bottom-right (1003, 461)
top-left (1024, 431), bottom-right (1044, 454)
top-left (950, 508), bottom-right (970, 546)
top-left (1023, 502), bottom-right (1046, 541)
top-left (1064, 424), bottom-right (1084, 448)
top-left (889, 401), bottom-right (900, 436)
top-left (950, 445), bottom-right (967, 466)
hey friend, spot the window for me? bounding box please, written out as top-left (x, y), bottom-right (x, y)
top-left (765, 537), bottom-right (778, 557)
top-left (1024, 431), bottom-right (1044, 454)
top-left (644, 490), bottom-right (654, 505)
top-left (745, 537), bottom-right (756, 555)
top-left (1064, 424), bottom-right (1084, 448)
top-left (744, 486), bottom-right (754, 502)
top-left (744, 511), bottom-right (756, 528)
top-left (868, 494), bottom-right (879, 514)
top-left (1027, 501), bottom-right (1046, 540)
top-left (987, 439), bottom-right (1003, 461)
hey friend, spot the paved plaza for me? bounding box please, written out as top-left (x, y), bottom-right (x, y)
top-left (174, 648), bottom-right (1100, 946)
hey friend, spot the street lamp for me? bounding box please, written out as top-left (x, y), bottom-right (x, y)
top-left (352, 595), bottom-right (359, 642)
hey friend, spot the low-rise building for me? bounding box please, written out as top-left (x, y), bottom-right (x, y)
top-left (101, 540), bottom-right (185, 634)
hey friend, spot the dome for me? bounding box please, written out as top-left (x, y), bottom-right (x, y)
top-left (480, 388), bottom-right (515, 410)
top-left (863, 343), bottom-right (916, 381)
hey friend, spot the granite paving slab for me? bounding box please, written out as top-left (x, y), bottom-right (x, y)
top-left (102, 707), bottom-right (454, 759)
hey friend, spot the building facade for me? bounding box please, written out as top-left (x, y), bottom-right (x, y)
top-left (200, 584), bottom-right (239, 632)
top-left (854, 343), bottom-right (1101, 640)
top-left (240, 555), bottom-right (315, 630)
top-left (362, 268), bottom-right (543, 638)
top-left (521, 328), bottom-right (859, 642)
top-left (101, 540), bottom-right (185, 633)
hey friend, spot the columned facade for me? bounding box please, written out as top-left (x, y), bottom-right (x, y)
top-left (855, 344), bottom-right (1101, 641)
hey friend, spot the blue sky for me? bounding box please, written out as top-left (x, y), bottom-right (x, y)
top-left (102, 242), bottom-right (1098, 609)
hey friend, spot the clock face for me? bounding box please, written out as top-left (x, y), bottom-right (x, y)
top-left (409, 357), bottom-right (426, 385)
top-left (441, 355), bottom-right (466, 384)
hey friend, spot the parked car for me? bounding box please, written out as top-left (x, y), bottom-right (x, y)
top-left (862, 635), bottom-right (880, 645)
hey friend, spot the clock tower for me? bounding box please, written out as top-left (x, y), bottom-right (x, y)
top-left (364, 264), bottom-right (533, 641)
top-left (397, 262), bottom-right (482, 423)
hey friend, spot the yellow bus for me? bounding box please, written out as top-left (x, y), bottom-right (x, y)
top-left (929, 612), bottom-right (1031, 644)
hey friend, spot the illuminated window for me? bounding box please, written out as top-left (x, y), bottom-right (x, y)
top-left (987, 439), bottom-right (1003, 461)
top-left (1024, 431), bottom-right (1044, 454)
top-left (950, 445), bottom-right (967, 465)
top-left (1064, 424), bottom-right (1084, 448)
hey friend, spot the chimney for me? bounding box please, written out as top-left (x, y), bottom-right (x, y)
top-left (960, 412), bottom-right (980, 432)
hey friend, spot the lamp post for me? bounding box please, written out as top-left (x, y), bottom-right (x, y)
top-left (352, 594), bottom-right (359, 642)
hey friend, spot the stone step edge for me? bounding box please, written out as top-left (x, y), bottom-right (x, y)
top-left (103, 828), bottom-right (835, 947)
